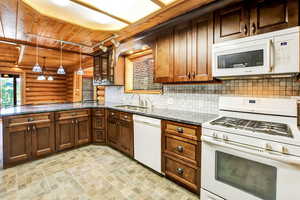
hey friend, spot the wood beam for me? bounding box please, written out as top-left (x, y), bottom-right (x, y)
top-left (151, 0), bottom-right (166, 7)
top-left (0, 37), bottom-right (93, 56)
top-left (70, 0), bottom-right (131, 25)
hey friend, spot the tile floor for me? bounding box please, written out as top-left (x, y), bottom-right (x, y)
top-left (0, 145), bottom-right (198, 200)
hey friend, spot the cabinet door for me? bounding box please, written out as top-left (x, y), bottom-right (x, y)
top-left (93, 116), bottom-right (105, 129)
top-left (55, 119), bottom-right (75, 151)
top-left (173, 23), bottom-right (192, 82)
top-left (191, 14), bottom-right (213, 82)
top-left (107, 119), bottom-right (119, 148)
top-left (154, 29), bottom-right (174, 83)
top-left (250, 0), bottom-right (299, 35)
top-left (214, 2), bottom-right (249, 43)
top-left (119, 120), bottom-right (133, 157)
top-left (4, 125), bottom-right (31, 166)
top-left (32, 122), bottom-right (55, 158)
top-left (75, 117), bottom-right (91, 146)
top-left (93, 129), bottom-right (106, 143)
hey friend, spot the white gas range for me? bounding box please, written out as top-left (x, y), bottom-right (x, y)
top-left (201, 96), bottom-right (300, 200)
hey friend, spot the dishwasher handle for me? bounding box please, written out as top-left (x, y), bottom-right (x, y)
top-left (134, 120), bottom-right (161, 128)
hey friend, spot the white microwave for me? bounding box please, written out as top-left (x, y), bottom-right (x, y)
top-left (212, 27), bottom-right (300, 78)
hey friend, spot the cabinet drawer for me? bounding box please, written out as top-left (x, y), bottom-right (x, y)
top-left (120, 112), bottom-right (132, 122)
top-left (93, 116), bottom-right (105, 129)
top-left (93, 108), bottom-right (105, 116)
top-left (108, 110), bottom-right (119, 119)
top-left (164, 121), bottom-right (200, 140)
top-left (164, 155), bottom-right (199, 193)
top-left (93, 129), bottom-right (105, 143)
top-left (4, 113), bottom-right (53, 127)
top-left (55, 109), bottom-right (90, 120)
top-left (164, 134), bottom-right (199, 166)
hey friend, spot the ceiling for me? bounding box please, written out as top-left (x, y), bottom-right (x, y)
top-left (0, 0), bottom-right (215, 69)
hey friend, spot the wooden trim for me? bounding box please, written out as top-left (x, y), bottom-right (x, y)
top-left (151, 0), bottom-right (166, 7)
top-left (0, 37), bottom-right (93, 56)
top-left (70, 0), bottom-right (131, 25)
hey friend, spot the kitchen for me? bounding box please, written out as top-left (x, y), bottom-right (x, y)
top-left (0, 0), bottom-right (300, 199)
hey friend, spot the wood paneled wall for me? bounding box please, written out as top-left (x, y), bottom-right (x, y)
top-left (22, 66), bottom-right (69, 104)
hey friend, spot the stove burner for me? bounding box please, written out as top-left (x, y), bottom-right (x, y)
top-left (210, 117), bottom-right (293, 138)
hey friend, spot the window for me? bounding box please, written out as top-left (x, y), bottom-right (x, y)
top-left (125, 50), bottom-right (162, 94)
top-left (0, 74), bottom-right (21, 107)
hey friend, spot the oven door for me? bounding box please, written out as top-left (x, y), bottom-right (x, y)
top-left (212, 38), bottom-right (272, 77)
top-left (201, 135), bottom-right (300, 200)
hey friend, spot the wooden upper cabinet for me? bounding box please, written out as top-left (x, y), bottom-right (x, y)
top-left (173, 23), bottom-right (192, 82)
top-left (191, 14), bottom-right (213, 81)
top-left (250, 0), bottom-right (299, 35)
top-left (214, 2), bottom-right (249, 43)
top-left (154, 29), bottom-right (174, 83)
top-left (31, 122), bottom-right (55, 158)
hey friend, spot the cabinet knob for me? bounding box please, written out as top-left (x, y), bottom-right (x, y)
top-left (188, 72), bottom-right (191, 79)
top-left (176, 127), bottom-right (184, 133)
top-left (176, 168), bottom-right (184, 175)
top-left (251, 23), bottom-right (256, 34)
top-left (243, 24), bottom-right (248, 35)
top-left (176, 146), bottom-right (184, 153)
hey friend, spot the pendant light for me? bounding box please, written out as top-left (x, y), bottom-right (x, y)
top-left (57, 41), bottom-right (66, 75)
top-left (77, 45), bottom-right (84, 75)
top-left (32, 36), bottom-right (42, 73)
top-left (37, 57), bottom-right (46, 80)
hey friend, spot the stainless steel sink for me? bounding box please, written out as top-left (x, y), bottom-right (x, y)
top-left (114, 105), bottom-right (149, 111)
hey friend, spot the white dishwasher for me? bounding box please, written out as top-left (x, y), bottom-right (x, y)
top-left (133, 115), bottom-right (162, 174)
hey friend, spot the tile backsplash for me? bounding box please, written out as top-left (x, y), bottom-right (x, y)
top-left (105, 77), bottom-right (300, 115)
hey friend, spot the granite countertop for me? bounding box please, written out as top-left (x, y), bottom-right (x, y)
top-left (0, 102), bottom-right (218, 126)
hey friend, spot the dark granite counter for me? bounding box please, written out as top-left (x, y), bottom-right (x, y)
top-left (0, 102), bottom-right (218, 126)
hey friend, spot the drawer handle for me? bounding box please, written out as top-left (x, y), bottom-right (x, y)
top-left (176, 146), bottom-right (184, 153)
top-left (176, 127), bottom-right (184, 133)
top-left (176, 168), bottom-right (184, 175)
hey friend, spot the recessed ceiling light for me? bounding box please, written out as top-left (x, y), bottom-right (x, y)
top-left (52, 0), bottom-right (70, 7)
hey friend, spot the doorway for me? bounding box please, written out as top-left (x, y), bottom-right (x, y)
top-left (0, 74), bottom-right (21, 107)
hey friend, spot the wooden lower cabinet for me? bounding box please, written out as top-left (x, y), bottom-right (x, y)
top-left (31, 122), bottom-right (55, 158)
top-left (4, 124), bottom-right (32, 167)
top-left (107, 110), bottom-right (134, 157)
top-left (118, 120), bottom-right (133, 157)
top-left (55, 119), bottom-right (75, 151)
top-left (92, 109), bottom-right (106, 144)
top-left (162, 120), bottom-right (201, 194)
top-left (3, 113), bottom-right (55, 168)
top-left (76, 116), bottom-right (91, 146)
top-left (55, 110), bottom-right (92, 151)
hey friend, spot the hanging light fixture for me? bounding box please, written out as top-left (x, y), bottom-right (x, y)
top-left (32, 36), bottom-right (42, 73)
top-left (77, 45), bottom-right (84, 75)
top-left (57, 41), bottom-right (66, 75)
top-left (47, 75), bottom-right (54, 81)
top-left (37, 57), bottom-right (46, 80)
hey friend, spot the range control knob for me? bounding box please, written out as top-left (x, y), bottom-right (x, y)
top-left (212, 132), bottom-right (218, 139)
top-left (222, 134), bottom-right (229, 141)
top-left (265, 143), bottom-right (273, 151)
top-left (281, 146), bottom-right (289, 154)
